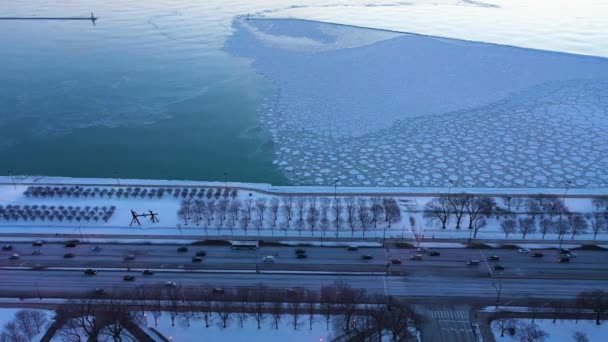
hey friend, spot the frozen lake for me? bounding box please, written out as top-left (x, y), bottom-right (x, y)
top-left (0, 0), bottom-right (606, 187)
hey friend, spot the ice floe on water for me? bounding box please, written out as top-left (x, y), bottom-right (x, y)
top-left (225, 18), bottom-right (608, 188)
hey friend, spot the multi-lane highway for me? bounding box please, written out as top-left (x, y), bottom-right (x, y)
top-left (0, 242), bottom-right (606, 301)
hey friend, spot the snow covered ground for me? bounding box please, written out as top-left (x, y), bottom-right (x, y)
top-left (0, 177), bottom-right (606, 242)
top-left (225, 18), bottom-right (608, 188)
top-left (492, 319), bottom-right (608, 342)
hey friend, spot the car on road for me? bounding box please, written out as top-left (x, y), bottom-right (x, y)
top-left (487, 255), bottom-right (500, 261)
top-left (213, 287), bottom-right (224, 294)
top-left (295, 248), bottom-right (306, 254)
top-left (192, 256), bottom-right (203, 263)
top-left (416, 247), bottom-right (428, 254)
top-left (347, 246), bottom-right (359, 251)
top-left (65, 241), bottom-right (78, 248)
top-left (195, 250), bottom-right (207, 257)
top-left (427, 251), bottom-right (440, 256)
top-left (410, 254), bottom-right (423, 261)
top-left (559, 249), bottom-right (571, 254)
top-left (32, 249), bottom-right (42, 255)
top-left (91, 245), bottom-right (102, 252)
top-left (124, 254), bottom-right (136, 261)
top-left (491, 265), bottom-right (505, 271)
top-left (123, 275), bottom-right (135, 281)
top-left (63, 253), bottom-right (75, 258)
top-left (296, 253), bottom-right (307, 259)
top-left (466, 260), bottom-right (480, 266)
top-left (142, 269), bottom-right (154, 275)
top-left (177, 246), bottom-right (188, 253)
top-left (2, 245), bottom-right (12, 251)
top-left (165, 281), bottom-right (177, 287)
top-left (360, 255), bottom-right (373, 260)
top-left (531, 252), bottom-right (544, 258)
top-left (565, 252), bottom-right (577, 258)
top-left (84, 269), bottom-right (97, 275)
top-left (557, 257), bottom-right (570, 263)
top-left (390, 258), bottom-right (402, 265)
top-left (8, 253), bottom-right (19, 260)
top-left (518, 248), bottom-right (531, 253)
top-left (94, 288), bottom-right (107, 295)
top-left (32, 241), bottom-right (44, 247)
top-left (263, 256), bottom-right (275, 263)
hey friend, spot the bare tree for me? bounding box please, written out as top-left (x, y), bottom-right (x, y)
top-left (518, 216), bottom-right (536, 239)
top-left (306, 204), bottom-right (319, 236)
top-left (423, 197), bottom-right (450, 229)
top-left (553, 216), bottom-right (571, 240)
top-left (214, 301), bottom-right (234, 329)
top-left (387, 299), bottom-right (422, 341)
top-left (448, 193), bottom-right (470, 229)
top-left (335, 281), bottom-right (367, 332)
top-left (269, 198), bottom-right (280, 230)
top-left (573, 331), bottom-right (589, 342)
top-left (466, 197), bottom-right (494, 229)
top-left (577, 289), bottom-right (608, 325)
top-left (332, 198), bottom-right (343, 237)
top-left (517, 321), bottom-right (549, 342)
top-left (587, 212), bottom-right (607, 240)
top-left (569, 214), bottom-right (588, 239)
top-left (295, 197), bottom-right (307, 222)
top-left (471, 216), bottom-right (487, 238)
top-left (319, 198), bottom-right (331, 236)
top-left (269, 291), bottom-right (284, 329)
top-left (501, 218), bottom-right (516, 238)
top-left (255, 198), bottom-right (267, 225)
top-left (14, 310), bottom-right (37, 342)
top-left (287, 290), bottom-right (304, 330)
top-left (251, 284), bottom-right (267, 329)
top-left (539, 218), bottom-right (553, 239)
top-left (227, 199), bottom-right (241, 226)
top-left (236, 287), bottom-right (249, 328)
top-left (493, 318), bottom-right (518, 337)
top-left (345, 197), bottom-right (357, 235)
top-left (320, 285), bottom-right (336, 330)
top-left (383, 197), bottom-right (401, 228)
top-left (217, 199), bottom-right (229, 227)
top-left (282, 196), bottom-right (295, 223)
top-left (1, 321), bottom-right (26, 342)
top-left (304, 290), bottom-right (318, 331)
top-left (357, 198), bottom-right (371, 236)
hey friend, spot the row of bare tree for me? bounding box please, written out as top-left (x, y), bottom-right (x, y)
top-left (178, 196), bottom-right (401, 237)
top-left (53, 282), bottom-right (420, 342)
top-left (0, 310), bottom-right (48, 342)
top-left (423, 194), bottom-right (608, 239)
top-left (23, 186), bottom-right (240, 201)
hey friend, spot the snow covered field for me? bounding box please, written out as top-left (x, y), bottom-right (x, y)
top-left (492, 319), bottom-right (608, 342)
top-left (0, 176), bottom-right (606, 242)
top-left (225, 18), bottom-right (608, 188)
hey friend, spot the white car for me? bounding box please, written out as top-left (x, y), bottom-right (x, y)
top-left (165, 281), bottom-right (177, 287)
top-left (263, 256), bottom-right (275, 263)
top-left (518, 248), bottom-right (531, 253)
top-left (9, 253), bottom-right (19, 260)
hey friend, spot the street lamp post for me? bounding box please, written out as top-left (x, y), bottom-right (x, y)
top-left (114, 171), bottom-right (120, 187)
top-left (7, 170), bottom-right (16, 190)
top-left (224, 172), bottom-right (228, 190)
top-left (333, 179), bottom-right (338, 200)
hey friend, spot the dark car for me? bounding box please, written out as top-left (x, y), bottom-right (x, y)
top-left (428, 251), bottom-right (440, 256)
top-left (492, 265), bottom-right (505, 271)
top-left (2, 245), bottom-right (13, 251)
top-left (360, 255), bottom-right (373, 260)
top-left (195, 250), bottom-right (207, 257)
top-left (295, 248), bottom-right (306, 254)
top-left (65, 242), bottom-right (78, 248)
top-left (32, 241), bottom-right (44, 247)
top-left (410, 254), bottom-right (423, 261)
top-left (557, 257), bottom-right (570, 263)
top-left (124, 254), bottom-right (136, 261)
top-left (466, 260), bottom-right (480, 266)
top-left (192, 256), bottom-right (203, 263)
top-left (123, 275), bottom-right (135, 281)
top-left (487, 255), bottom-right (500, 261)
top-left (296, 253), bottom-right (307, 259)
top-left (63, 253), bottom-right (75, 258)
top-left (177, 246), bottom-right (188, 252)
top-left (94, 288), bottom-right (107, 295)
top-left (142, 269), bottom-right (154, 275)
top-left (390, 258), bottom-right (402, 264)
top-left (84, 269), bottom-right (97, 275)
top-left (531, 252), bottom-right (544, 258)
top-left (559, 249), bottom-right (571, 254)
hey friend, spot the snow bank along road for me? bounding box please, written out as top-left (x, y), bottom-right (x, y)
top-left (0, 242), bottom-right (606, 301)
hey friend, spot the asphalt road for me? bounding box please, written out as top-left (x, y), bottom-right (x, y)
top-left (0, 242), bottom-right (606, 300)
